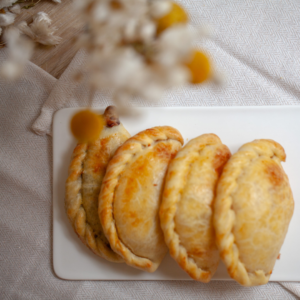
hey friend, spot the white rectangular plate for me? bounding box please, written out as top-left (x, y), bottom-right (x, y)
top-left (53, 106), bottom-right (300, 281)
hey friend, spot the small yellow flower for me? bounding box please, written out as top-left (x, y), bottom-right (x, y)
top-left (155, 2), bottom-right (188, 34)
top-left (70, 110), bottom-right (105, 143)
top-left (185, 50), bottom-right (211, 84)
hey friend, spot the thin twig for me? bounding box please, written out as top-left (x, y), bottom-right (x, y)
top-left (22, 0), bottom-right (42, 9)
top-left (13, 0), bottom-right (28, 4)
top-left (88, 88), bottom-right (96, 108)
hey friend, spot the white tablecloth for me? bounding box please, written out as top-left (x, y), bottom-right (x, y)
top-left (1, 1), bottom-right (300, 299)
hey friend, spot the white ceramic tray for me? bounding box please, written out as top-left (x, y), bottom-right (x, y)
top-left (53, 106), bottom-right (300, 281)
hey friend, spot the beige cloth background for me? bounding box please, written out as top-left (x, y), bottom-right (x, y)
top-left (2, 0), bottom-right (300, 299)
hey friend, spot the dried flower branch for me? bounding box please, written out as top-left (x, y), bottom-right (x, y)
top-left (0, 0), bottom-right (62, 80)
top-left (0, 10), bottom-right (16, 26)
top-left (18, 11), bottom-right (61, 45)
top-left (9, 3), bottom-right (21, 14)
top-left (0, 26), bottom-right (33, 80)
top-left (22, 0), bottom-right (42, 9)
top-left (0, 0), bottom-right (220, 145)
top-left (73, 0), bottom-right (212, 115)
top-left (0, 0), bottom-right (61, 40)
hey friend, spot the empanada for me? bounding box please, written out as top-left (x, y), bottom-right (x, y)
top-left (65, 106), bottom-right (130, 262)
top-left (99, 126), bottom-right (184, 272)
top-left (214, 139), bottom-right (294, 286)
top-left (160, 134), bottom-right (231, 282)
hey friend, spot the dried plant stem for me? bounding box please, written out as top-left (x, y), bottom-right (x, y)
top-left (88, 88), bottom-right (96, 108)
top-left (22, 0), bottom-right (42, 10)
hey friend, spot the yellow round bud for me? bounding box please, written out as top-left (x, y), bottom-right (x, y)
top-left (185, 50), bottom-right (211, 84)
top-left (156, 2), bottom-right (188, 34)
top-left (70, 110), bottom-right (105, 143)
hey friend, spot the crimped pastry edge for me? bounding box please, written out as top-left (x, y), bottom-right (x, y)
top-left (213, 139), bottom-right (287, 286)
top-left (99, 126), bottom-right (184, 272)
top-left (65, 142), bottom-right (124, 263)
top-left (160, 133), bottom-right (229, 282)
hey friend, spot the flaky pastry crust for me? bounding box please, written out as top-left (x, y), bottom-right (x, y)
top-left (214, 139), bottom-right (294, 286)
top-left (65, 106), bottom-right (130, 262)
top-left (160, 134), bottom-right (231, 282)
top-left (99, 126), bottom-right (184, 272)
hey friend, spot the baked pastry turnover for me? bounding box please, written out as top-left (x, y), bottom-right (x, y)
top-left (214, 139), bottom-right (294, 286)
top-left (99, 126), bottom-right (184, 272)
top-left (65, 106), bottom-right (130, 262)
top-left (160, 134), bottom-right (231, 282)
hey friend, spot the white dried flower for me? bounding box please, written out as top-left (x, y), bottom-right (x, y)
top-left (0, 11), bottom-right (15, 26)
top-left (212, 70), bottom-right (227, 86)
top-left (74, 0), bottom-right (214, 111)
top-left (93, 1), bottom-right (110, 22)
top-left (154, 25), bottom-right (196, 66)
top-left (149, 0), bottom-right (171, 18)
top-left (18, 12), bottom-right (61, 46)
top-left (0, 0), bottom-right (15, 10)
top-left (76, 0), bottom-right (191, 107)
top-left (9, 4), bottom-right (21, 15)
top-left (166, 65), bottom-right (190, 86)
top-left (197, 24), bottom-right (214, 39)
top-left (138, 20), bottom-right (155, 43)
top-left (1, 60), bottom-right (22, 79)
top-left (123, 18), bottom-right (138, 41)
top-left (73, 0), bottom-right (93, 11)
top-left (0, 26), bottom-right (33, 80)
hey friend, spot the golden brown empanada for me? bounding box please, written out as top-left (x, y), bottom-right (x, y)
top-left (160, 134), bottom-right (231, 282)
top-left (99, 126), bottom-right (184, 272)
top-left (65, 106), bottom-right (130, 262)
top-left (214, 139), bottom-right (294, 286)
